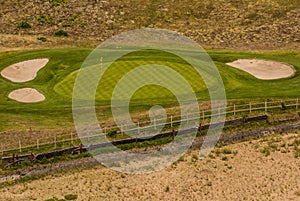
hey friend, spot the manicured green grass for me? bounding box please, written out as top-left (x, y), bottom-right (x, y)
top-left (55, 49), bottom-right (300, 102)
top-left (0, 49), bottom-right (299, 131)
top-left (209, 51), bottom-right (300, 99)
top-left (55, 49), bottom-right (208, 103)
top-left (0, 49), bottom-right (91, 131)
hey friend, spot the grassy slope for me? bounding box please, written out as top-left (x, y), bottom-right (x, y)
top-left (0, 49), bottom-right (299, 131)
top-left (0, 0), bottom-right (299, 50)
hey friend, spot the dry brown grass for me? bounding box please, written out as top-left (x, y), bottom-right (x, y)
top-left (1, 0), bottom-right (299, 51)
top-left (0, 34), bottom-right (99, 53)
top-left (0, 132), bottom-right (299, 201)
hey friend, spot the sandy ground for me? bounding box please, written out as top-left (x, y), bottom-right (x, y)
top-left (1, 58), bottom-right (49, 83)
top-left (226, 59), bottom-right (295, 80)
top-left (0, 132), bottom-right (299, 201)
top-left (8, 88), bottom-right (45, 103)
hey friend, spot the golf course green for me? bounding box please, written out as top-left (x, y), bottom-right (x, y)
top-left (0, 48), bottom-right (299, 131)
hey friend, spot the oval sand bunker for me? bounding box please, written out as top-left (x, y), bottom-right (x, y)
top-left (8, 88), bottom-right (45, 103)
top-left (1, 58), bottom-right (49, 83)
top-left (226, 59), bottom-right (295, 80)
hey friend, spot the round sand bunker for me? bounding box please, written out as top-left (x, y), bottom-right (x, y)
top-left (1, 58), bottom-right (49, 83)
top-left (8, 88), bottom-right (45, 103)
top-left (226, 59), bottom-right (295, 80)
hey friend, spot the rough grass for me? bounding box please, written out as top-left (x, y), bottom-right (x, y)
top-left (0, 0), bottom-right (299, 50)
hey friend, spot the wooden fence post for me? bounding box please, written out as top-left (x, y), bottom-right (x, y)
top-left (172, 128), bottom-right (175, 140)
top-left (79, 144), bottom-right (83, 153)
top-left (171, 116), bottom-right (173, 128)
top-left (19, 140), bottom-right (22, 153)
top-left (154, 118), bottom-right (156, 130)
top-left (249, 102), bottom-right (252, 113)
top-left (137, 122), bottom-right (140, 134)
top-left (199, 123), bottom-right (202, 135)
top-left (37, 139), bottom-right (39, 150)
top-left (71, 132), bottom-right (73, 144)
top-left (265, 101), bottom-right (267, 113)
top-left (234, 104), bottom-right (236, 115)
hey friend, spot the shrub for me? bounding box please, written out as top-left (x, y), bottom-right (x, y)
top-left (222, 148), bottom-right (232, 154)
top-left (261, 147), bottom-right (270, 156)
top-left (107, 129), bottom-right (118, 138)
top-left (17, 22), bottom-right (31, 28)
top-left (80, 22), bottom-right (86, 27)
top-left (37, 37), bottom-right (47, 42)
top-left (268, 143), bottom-right (278, 151)
top-left (50, 0), bottom-right (67, 6)
top-left (38, 15), bottom-right (53, 24)
top-left (69, 14), bottom-right (80, 22)
top-left (64, 194), bottom-right (78, 200)
top-left (44, 199), bottom-right (57, 201)
top-left (62, 24), bottom-right (71, 27)
top-left (54, 30), bottom-right (68, 37)
top-left (191, 154), bottom-right (198, 162)
top-left (44, 198), bottom-right (65, 201)
top-left (208, 153), bottom-right (215, 159)
top-left (221, 156), bottom-right (228, 161)
top-left (294, 143), bottom-right (300, 158)
top-left (215, 149), bottom-right (221, 156)
top-left (281, 102), bottom-right (287, 110)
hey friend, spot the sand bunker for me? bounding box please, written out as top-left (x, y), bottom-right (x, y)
top-left (1, 58), bottom-right (49, 82)
top-left (226, 59), bottom-right (295, 80)
top-left (8, 88), bottom-right (45, 103)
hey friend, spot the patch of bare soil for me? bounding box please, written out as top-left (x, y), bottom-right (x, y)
top-left (0, 132), bottom-right (299, 201)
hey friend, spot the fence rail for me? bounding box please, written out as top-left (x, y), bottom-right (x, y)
top-left (1, 98), bottom-right (299, 155)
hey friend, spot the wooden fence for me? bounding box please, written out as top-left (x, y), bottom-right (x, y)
top-left (1, 98), bottom-right (299, 156)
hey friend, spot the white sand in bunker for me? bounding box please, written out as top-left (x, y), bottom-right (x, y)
top-left (226, 59), bottom-right (295, 80)
top-left (8, 88), bottom-right (45, 103)
top-left (1, 58), bottom-right (49, 82)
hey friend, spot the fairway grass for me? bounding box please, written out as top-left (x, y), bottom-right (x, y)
top-left (0, 49), bottom-right (299, 131)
